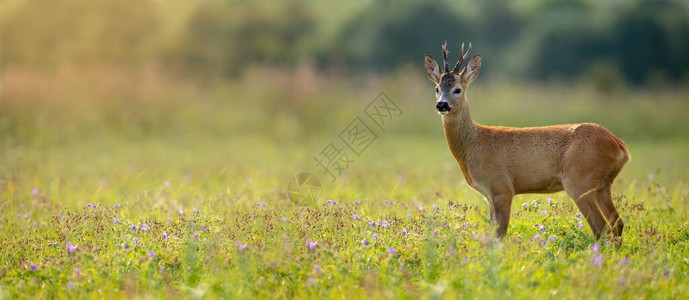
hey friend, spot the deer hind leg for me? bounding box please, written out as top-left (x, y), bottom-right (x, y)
top-left (563, 179), bottom-right (607, 240)
top-left (597, 184), bottom-right (624, 238)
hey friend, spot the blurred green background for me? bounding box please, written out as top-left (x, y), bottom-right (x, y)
top-left (1, 0), bottom-right (688, 208)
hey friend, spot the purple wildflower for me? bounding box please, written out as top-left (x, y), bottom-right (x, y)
top-left (308, 277), bottom-right (315, 285)
top-left (648, 173), bottom-right (654, 181)
top-left (664, 269), bottom-right (669, 276)
top-left (66, 242), bottom-right (77, 253)
top-left (162, 233), bottom-right (168, 239)
top-left (133, 238), bottom-right (138, 244)
top-left (193, 207), bottom-right (198, 214)
top-left (200, 225), bottom-right (207, 231)
top-left (113, 217), bottom-right (119, 224)
top-left (541, 209), bottom-right (547, 214)
top-left (385, 200), bottom-right (392, 205)
top-left (132, 225), bottom-right (137, 230)
top-left (539, 225), bottom-right (546, 232)
top-left (593, 254), bottom-right (603, 266)
top-left (115, 203), bottom-right (120, 208)
top-left (440, 222), bottom-right (446, 228)
top-left (326, 199), bottom-right (334, 205)
top-left (388, 247), bottom-right (396, 255)
top-left (161, 266), bottom-right (166, 273)
top-left (418, 205), bottom-right (423, 211)
top-left (178, 208), bottom-right (183, 214)
top-left (462, 222), bottom-right (470, 228)
top-left (167, 216), bottom-right (172, 222)
top-left (577, 212), bottom-right (582, 218)
top-left (142, 224), bottom-right (149, 232)
top-left (547, 197), bottom-right (552, 203)
top-left (124, 243), bottom-right (129, 249)
top-left (371, 221), bottom-right (377, 227)
top-left (256, 202), bottom-right (265, 208)
top-left (373, 234), bottom-right (378, 240)
top-left (549, 236), bottom-right (556, 242)
top-left (592, 242), bottom-right (600, 252)
top-left (401, 263), bottom-right (406, 269)
top-left (402, 229), bottom-right (408, 236)
top-left (363, 240), bottom-right (369, 246)
top-left (433, 204), bottom-right (437, 210)
top-left (237, 242), bottom-right (247, 252)
top-left (449, 247), bottom-right (456, 254)
top-left (87, 203), bottom-right (95, 209)
top-left (30, 264), bottom-right (37, 271)
top-left (282, 216), bottom-right (288, 222)
top-left (193, 232), bottom-right (199, 239)
top-left (578, 221), bottom-right (584, 229)
top-left (355, 200), bottom-right (360, 204)
top-left (314, 264), bottom-right (322, 273)
top-left (164, 181), bottom-right (170, 188)
top-left (32, 188), bottom-right (39, 196)
top-left (621, 257), bottom-right (629, 267)
top-left (534, 234), bottom-right (540, 241)
top-left (353, 213), bottom-right (359, 221)
top-left (531, 200), bottom-right (538, 208)
top-left (382, 221), bottom-right (389, 228)
top-left (407, 213), bottom-right (412, 219)
top-left (74, 268), bottom-right (81, 276)
top-left (33, 222), bottom-right (38, 226)
top-left (148, 251), bottom-right (156, 259)
top-left (433, 228), bottom-right (439, 236)
top-left (522, 203), bottom-right (528, 209)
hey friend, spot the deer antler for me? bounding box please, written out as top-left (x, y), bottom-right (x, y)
top-left (452, 42), bottom-right (472, 74)
top-left (441, 41), bottom-right (450, 73)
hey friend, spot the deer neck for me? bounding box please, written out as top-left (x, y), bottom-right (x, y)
top-left (441, 100), bottom-right (478, 176)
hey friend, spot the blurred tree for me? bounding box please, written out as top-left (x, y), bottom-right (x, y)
top-left (329, 1), bottom-right (475, 72)
top-left (609, 0), bottom-right (689, 84)
top-left (175, 1), bottom-right (314, 79)
top-left (0, 0), bottom-right (161, 68)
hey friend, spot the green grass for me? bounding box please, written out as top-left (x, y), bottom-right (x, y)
top-left (1, 67), bottom-right (688, 298)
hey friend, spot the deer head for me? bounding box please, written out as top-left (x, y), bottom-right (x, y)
top-left (424, 42), bottom-right (482, 115)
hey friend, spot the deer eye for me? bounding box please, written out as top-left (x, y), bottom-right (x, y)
top-left (453, 88), bottom-right (462, 94)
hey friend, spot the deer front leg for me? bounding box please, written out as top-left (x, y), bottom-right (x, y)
top-left (491, 193), bottom-right (514, 238)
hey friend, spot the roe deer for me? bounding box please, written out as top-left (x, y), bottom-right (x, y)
top-left (423, 42), bottom-right (630, 240)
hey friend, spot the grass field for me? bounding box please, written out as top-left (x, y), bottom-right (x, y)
top-left (1, 67), bottom-right (688, 298)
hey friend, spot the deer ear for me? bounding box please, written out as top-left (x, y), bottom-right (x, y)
top-left (462, 54), bottom-right (482, 84)
top-left (424, 55), bottom-right (441, 84)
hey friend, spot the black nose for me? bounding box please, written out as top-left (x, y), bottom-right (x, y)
top-left (436, 102), bottom-right (450, 112)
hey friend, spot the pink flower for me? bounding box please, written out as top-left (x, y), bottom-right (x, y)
top-left (307, 238), bottom-right (317, 250)
top-left (237, 242), bottom-right (247, 252)
top-left (66, 242), bottom-right (77, 253)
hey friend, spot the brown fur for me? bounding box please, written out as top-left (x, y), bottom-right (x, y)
top-left (424, 49), bottom-right (629, 240)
